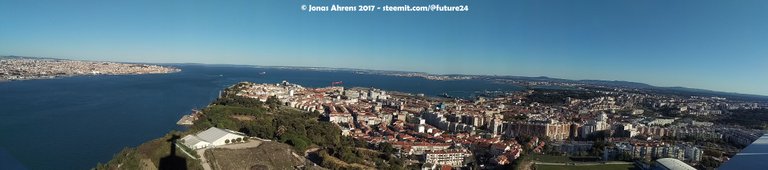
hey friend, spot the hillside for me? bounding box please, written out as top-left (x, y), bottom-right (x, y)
top-left (204, 141), bottom-right (316, 170)
top-left (96, 82), bottom-right (405, 170)
top-left (94, 133), bottom-right (204, 170)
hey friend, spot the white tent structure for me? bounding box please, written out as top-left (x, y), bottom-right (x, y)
top-left (181, 127), bottom-right (247, 149)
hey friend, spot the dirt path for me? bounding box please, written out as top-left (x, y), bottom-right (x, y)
top-left (196, 149), bottom-right (213, 170)
top-left (139, 159), bottom-right (157, 170)
top-left (217, 140), bottom-right (262, 149)
top-left (175, 143), bottom-right (197, 160)
top-left (519, 160), bottom-right (533, 170)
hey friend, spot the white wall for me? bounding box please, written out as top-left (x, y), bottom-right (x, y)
top-left (211, 133), bottom-right (246, 146)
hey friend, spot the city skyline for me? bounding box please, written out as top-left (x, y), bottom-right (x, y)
top-left (1, 0), bottom-right (767, 95)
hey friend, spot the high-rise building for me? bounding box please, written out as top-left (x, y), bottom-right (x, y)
top-left (505, 121), bottom-right (572, 140)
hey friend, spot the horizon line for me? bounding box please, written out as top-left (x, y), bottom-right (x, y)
top-left (3, 54), bottom-right (767, 97)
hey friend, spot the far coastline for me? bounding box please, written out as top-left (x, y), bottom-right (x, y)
top-left (0, 56), bottom-right (181, 82)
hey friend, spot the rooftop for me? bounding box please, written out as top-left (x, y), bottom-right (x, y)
top-left (719, 133), bottom-right (768, 170)
top-left (655, 158), bottom-right (696, 170)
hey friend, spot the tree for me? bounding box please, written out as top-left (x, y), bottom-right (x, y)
top-left (591, 140), bottom-right (610, 156)
top-left (225, 139), bottom-right (230, 144)
top-left (634, 134), bottom-right (649, 141)
top-left (287, 137), bottom-right (309, 152)
top-left (377, 142), bottom-right (397, 155)
top-left (266, 95), bottom-right (280, 110)
top-left (704, 149), bottom-right (722, 157)
top-left (543, 142), bottom-right (558, 155)
top-left (701, 156), bottom-right (721, 168)
top-left (617, 152), bottom-right (633, 161)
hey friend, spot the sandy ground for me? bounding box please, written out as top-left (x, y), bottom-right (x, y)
top-left (196, 139), bottom-right (264, 170)
top-left (196, 149), bottom-right (212, 170)
top-left (217, 140), bottom-right (263, 149)
top-left (139, 159), bottom-right (157, 170)
top-left (204, 141), bottom-right (304, 170)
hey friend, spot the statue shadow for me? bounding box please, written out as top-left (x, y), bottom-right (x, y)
top-left (158, 134), bottom-right (187, 170)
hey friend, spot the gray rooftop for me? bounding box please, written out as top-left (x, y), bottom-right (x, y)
top-left (655, 158), bottom-right (696, 170)
top-left (196, 127), bottom-right (245, 142)
top-left (719, 134), bottom-right (768, 170)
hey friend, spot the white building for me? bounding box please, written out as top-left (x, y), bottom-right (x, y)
top-left (181, 127), bottom-right (247, 149)
top-left (580, 113), bottom-right (610, 138)
top-left (652, 158), bottom-right (696, 170)
top-left (328, 113), bottom-right (353, 124)
top-left (423, 149), bottom-right (471, 167)
top-left (648, 118), bottom-right (676, 126)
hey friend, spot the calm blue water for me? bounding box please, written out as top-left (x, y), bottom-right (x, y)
top-left (0, 64), bottom-right (522, 170)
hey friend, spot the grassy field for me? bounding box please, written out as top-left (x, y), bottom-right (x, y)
top-left (95, 133), bottom-right (203, 170)
top-left (534, 164), bottom-right (636, 170)
top-left (529, 154), bottom-right (573, 163)
top-left (205, 141), bottom-right (307, 170)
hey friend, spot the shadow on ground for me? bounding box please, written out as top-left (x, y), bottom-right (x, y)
top-left (158, 135), bottom-right (187, 170)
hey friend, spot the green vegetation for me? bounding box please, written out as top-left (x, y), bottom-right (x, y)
top-left (201, 86), bottom-right (403, 169)
top-left (205, 141), bottom-right (305, 170)
top-left (95, 132), bottom-right (203, 170)
top-left (590, 140), bottom-right (611, 156)
top-left (529, 154), bottom-right (573, 163)
top-left (100, 85), bottom-right (405, 170)
top-left (510, 154), bottom-right (531, 170)
top-left (700, 156), bottom-right (721, 168)
top-left (317, 150), bottom-right (372, 170)
top-left (189, 104), bottom-right (341, 153)
top-left (504, 114), bottom-right (529, 122)
top-left (178, 143), bottom-right (199, 159)
top-left (534, 164), bottom-right (636, 170)
top-left (315, 137), bottom-right (404, 169)
top-left (211, 84), bottom-right (265, 108)
top-left (717, 109), bottom-right (768, 129)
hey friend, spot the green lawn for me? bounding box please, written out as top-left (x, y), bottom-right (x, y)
top-left (534, 164), bottom-right (636, 170)
top-left (529, 154), bottom-right (573, 163)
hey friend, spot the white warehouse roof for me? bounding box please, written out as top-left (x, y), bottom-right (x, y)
top-left (196, 127), bottom-right (246, 142)
top-left (655, 158), bottom-right (696, 170)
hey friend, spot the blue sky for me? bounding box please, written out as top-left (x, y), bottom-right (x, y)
top-left (1, 0), bottom-right (767, 95)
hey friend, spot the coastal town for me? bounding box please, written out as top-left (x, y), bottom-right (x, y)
top-left (166, 80), bottom-right (765, 170)
top-left (0, 56), bottom-right (180, 81)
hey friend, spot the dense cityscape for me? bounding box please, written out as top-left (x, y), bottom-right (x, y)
top-left (163, 80), bottom-right (766, 170)
top-left (4, 1), bottom-right (767, 170)
top-left (3, 56), bottom-right (764, 170)
top-left (0, 56), bottom-right (180, 81)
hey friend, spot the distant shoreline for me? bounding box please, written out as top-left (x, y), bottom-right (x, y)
top-left (3, 55), bottom-right (766, 100)
top-left (0, 57), bottom-right (181, 82)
